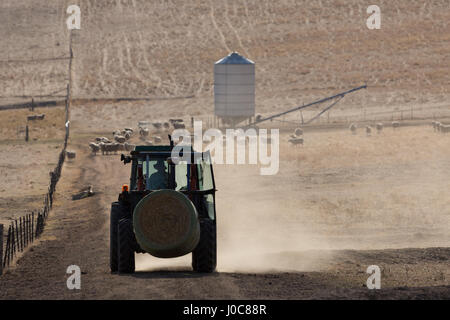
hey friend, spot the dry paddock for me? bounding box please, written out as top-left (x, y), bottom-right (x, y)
top-left (0, 118), bottom-right (449, 299)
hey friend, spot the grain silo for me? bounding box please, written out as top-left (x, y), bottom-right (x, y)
top-left (214, 52), bottom-right (255, 127)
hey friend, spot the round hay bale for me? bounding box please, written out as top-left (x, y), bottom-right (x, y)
top-left (133, 190), bottom-right (200, 258)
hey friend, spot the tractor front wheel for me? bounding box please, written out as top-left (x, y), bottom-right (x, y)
top-left (118, 218), bottom-right (136, 273)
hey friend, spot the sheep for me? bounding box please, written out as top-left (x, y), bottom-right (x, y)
top-left (139, 127), bottom-right (149, 139)
top-left (100, 142), bottom-right (120, 155)
top-left (27, 114), bottom-right (45, 121)
top-left (173, 122), bottom-right (186, 129)
top-left (95, 137), bottom-right (111, 143)
top-left (376, 123), bottom-right (383, 134)
top-left (117, 143), bottom-right (125, 151)
top-left (99, 142), bottom-right (107, 155)
top-left (288, 137), bottom-right (304, 146)
top-left (124, 142), bottom-right (136, 152)
top-left (392, 121), bottom-right (400, 129)
top-left (138, 121), bottom-right (150, 127)
top-left (66, 150), bottom-right (76, 160)
top-left (436, 122), bottom-right (442, 132)
top-left (153, 136), bottom-right (162, 144)
top-left (432, 121), bottom-right (438, 131)
top-left (440, 124), bottom-right (450, 134)
top-left (114, 135), bottom-right (126, 143)
top-left (294, 128), bottom-right (303, 136)
top-left (349, 123), bottom-right (357, 135)
top-left (152, 122), bottom-right (163, 130)
top-left (163, 122), bottom-right (170, 130)
top-left (89, 142), bottom-right (100, 155)
top-left (169, 119), bottom-right (184, 124)
top-left (145, 140), bottom-right (154, 146)
top-left (123, 129), bottom-right (134, 139)
top-left (365, 126), bottom-right (372, 136)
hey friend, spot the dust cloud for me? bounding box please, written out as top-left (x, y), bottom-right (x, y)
top-left (136, 127), bottom-right (450, 273)
top-left (136, 163), bottom-right (333, 273)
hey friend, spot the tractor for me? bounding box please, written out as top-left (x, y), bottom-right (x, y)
top-left (110, 143), bottom-right (217, 273)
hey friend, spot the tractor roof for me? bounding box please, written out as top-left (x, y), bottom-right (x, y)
top-left (134, 145), bottom-right (173, 153)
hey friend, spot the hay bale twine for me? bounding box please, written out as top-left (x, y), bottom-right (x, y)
top-left (133, 190), bottom-right (200, 258)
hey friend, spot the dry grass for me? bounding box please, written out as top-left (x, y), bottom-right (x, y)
top-left (280, 125), bottom-right (448, 170)
top-left (1, 0), bottom-right (449, 117)
top-left (0, 107), bottom-right (66, 141)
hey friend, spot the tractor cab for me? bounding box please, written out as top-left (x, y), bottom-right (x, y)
top-left (119, 145), bottom-right (217, 221)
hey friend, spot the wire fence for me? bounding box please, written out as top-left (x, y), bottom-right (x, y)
top-left (0, 32), bottom-right (73, 276)
top-left (0, 93), bottom-right (69, 275)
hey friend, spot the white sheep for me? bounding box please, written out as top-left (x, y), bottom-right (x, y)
top-left (288, 137), bottom-right (304, 146)
top-left (66, 150), bottom-right (76, 160)
top-left (432, 121), bottom-right (438, 131)
top-left (139, 127), bottom-right (149, 138)
top-left (124, 142), bottom-right (136, 152)
top-left (153, 136), bottom-right (162, 144)
top-left (100, 142), bottom-right (120, 155)
top-left (89, 142), bottom-right (100, 155)
top-left (294, 128), bottom-right (303, 136)
top-left (114, 135), bottom-right (126, 143)
top-left (366, 126), bottom-right (372, 136)
top-left (173, 122), bottom-right (186, 129)
top-left (440, 124), bottom-right (450, 134)
top-left (376, 123), bottom-right (383, 134)
top-left (96, 137), bottom-right (111, 143)
top-left (152, 122), bottom-right (163, 130)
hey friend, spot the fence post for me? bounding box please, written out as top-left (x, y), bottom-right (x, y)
top-left (14, 219), bottom-right (19, 252)
top-left (28, 214), bottom-right (32, 245)
top-left (11, 224), bottom-right (15, 259)
top-left (0, 224), bottom-right (3, 275)
top-left (25, 214), bottom-right (30, 246)
top-left (19, 217), bottom-right (24, 251)
top-left (21, 216), bottom-right (25, 248)
top-left (5, 226), bottom-right (11, 267)
top-left (25, 216), bottom-right (28, 247)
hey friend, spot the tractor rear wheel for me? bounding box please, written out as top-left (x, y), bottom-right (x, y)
top-left (118, 218), bottom-right (136, 273)
top-left (110, 202), bottom-right (127, 272)
top-left (192, 219), bottom-right (217, 273)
